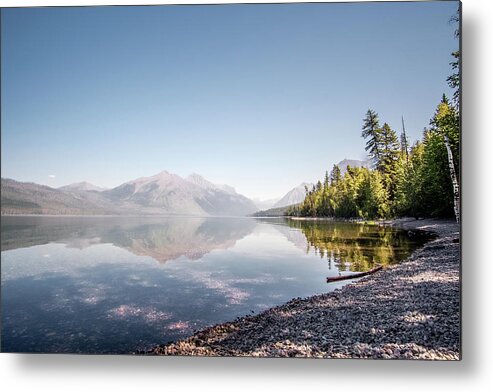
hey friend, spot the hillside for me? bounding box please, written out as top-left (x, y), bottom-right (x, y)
top-left (252, 204), bottom-right (299, 217)
top-left (1, 178), bottom-right (118, 215)
top-left (1, 172), bottom-right (258, 217)
top-left (272, 183), bottom-right (312, 209)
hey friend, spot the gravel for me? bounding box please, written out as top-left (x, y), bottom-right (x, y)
top-left (148, 218), bottom-right (460, 360)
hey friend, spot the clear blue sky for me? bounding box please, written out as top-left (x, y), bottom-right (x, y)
top-left (1, 1), bottom-right (459, 199)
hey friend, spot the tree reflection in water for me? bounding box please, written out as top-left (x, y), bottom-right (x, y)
top-left (285, 219), bottom-right (433, 272)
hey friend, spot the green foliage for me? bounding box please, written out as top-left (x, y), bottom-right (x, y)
top-left (430, 95), bottom-right (460, 173)
top-left (288, 166), bottom-right (389, 220)
top-left (394, 142), bottom-right (425, 217)
top-left (291, 97), bottom-right (460, 220)
top-left (377, 122), bottom-right (400, 202)
top-left (290, 10), bottom-right (460, 221)
top-left (379, 123), bottom-right (400, 172)
top-left (448, 8), bottom-right (460, 109)
top-left (418, 130), bottom-right (454, 217)
top-left (447, 51), bottom-right (460, 110)
top-left (361, 109), bottom-right (382, 168)
top-left (330, 165), bottom-right (341, 185)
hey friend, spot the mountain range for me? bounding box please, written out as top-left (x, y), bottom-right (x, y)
top-left (58, 181), bottom-right (108, 192)
top-left (1, 158), bottom-right (370, 216)
top-left (1, 215), bottom-right (256, 264)
top-left (1, 172), bottom-right (257, 216)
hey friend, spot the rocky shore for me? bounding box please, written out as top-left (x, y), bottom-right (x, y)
top-left (149, 218), bottom-right (460, 360)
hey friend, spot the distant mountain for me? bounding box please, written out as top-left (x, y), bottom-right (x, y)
top-left (272, 183), bottom-right (313, 209)
top-left (1, 178), bottom-right (118, 215)
top-left (251, 197), bottom-right (280, 211)
top-left (336, 158), bottom-right (371, 176)
top-left (103, 171), bottom-right (257, 216)
top-left (103, 171), bottom-right (205, 215)
top-left (185, 173), bottom-right (257, 215)
top-left (186, 173), bottom-right (238, 195)
top-left (259, 159), bottom-right (370, 212)
top-left (1, 172), bottom-right (257, 217)
top-left (59, 181), bottom-right (107, 192)
top-left (252, 204), bottom-right (298, 217)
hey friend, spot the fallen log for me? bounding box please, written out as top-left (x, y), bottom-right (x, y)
top-left (326, 265), bottom-right (383, 283)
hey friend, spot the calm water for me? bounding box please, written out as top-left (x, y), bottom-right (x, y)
top-left (1, 216), bottom-right (431, 353)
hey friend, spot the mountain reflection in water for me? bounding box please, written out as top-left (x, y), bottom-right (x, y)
top-left (1, 216), bottom-right (432, 353)
top-left (1, 216), bottom-right (256, 264)
top-left (1, 216), bottom-right (431, 271)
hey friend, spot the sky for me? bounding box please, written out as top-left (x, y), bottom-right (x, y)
top-left (1, 1), bottom-right (459, 200)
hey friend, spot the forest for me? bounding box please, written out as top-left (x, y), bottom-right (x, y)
top-left (288, 13), bottom-right (460, 222)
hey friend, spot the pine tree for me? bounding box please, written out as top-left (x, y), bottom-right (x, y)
top-left (400, 116), bottom-right (409, 163)
top-left (361, 109), bottom-right (382, 169)
top-left (429, 95), bottom-right (460, 222)
top-left (394, 141), bottom-right (424, 218)
top-left (419, 129), bottom-right (454, 217)
top-left (330, 165), bottom-right (341, 185)
top-left (324, 170), bottom-right (330, 191)
top-left (377, 123), bottom-right (400, 203)
top-left (380, 123), bottom-right (400, 170)
top-left (447, 8), bottom-right (460, 110)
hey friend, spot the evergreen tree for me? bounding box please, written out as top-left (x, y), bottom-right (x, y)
top-left (290, 11), bottom-right (460, 222)
top-left (447, 8), bottom-right (460, 110)
top-left (447, 51), bottom-right (460, 110)
top-left (324, 170), bottom-right (330, 191)
top-left (430, 95), bottom-right (460, 169)
top-left (361, 109), bottom-right (382, 168)
top-left (418, 129), bottom-right (455, 217)
top-left (400, 116), bottom-right (409, 163)
top-left (394, 142), bottom-right (424, 218)
top-left (355, 168), bottom-right (389, 219)
top-left (330, 165), bottom-right (341, 185)
top-left (429, 95), bottom-right (460, 221)
top-left (380, 123), bottom-right (400, 171)
top-left (378, 122), bottom-right (400, 203)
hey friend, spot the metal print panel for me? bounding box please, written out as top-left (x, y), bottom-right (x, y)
top-left (0, 1), bottom-right (461, 359)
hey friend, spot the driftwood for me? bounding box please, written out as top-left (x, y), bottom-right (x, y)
top-left (326, 265), bottom-right (383, 283)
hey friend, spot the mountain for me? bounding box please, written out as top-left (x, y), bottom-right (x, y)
top-left (251, 197), bottom-right (280, 211)
top-left (59, 181), bottom-right (107, 192)
top-left (1, 178), bottom-right (118, 215)
top-left (184, 173), bottom-right (258, 216)
top-left (103, 171), bottom-right (205, 215)
top-left (1, 172), bottom-right (257, 216)
top-left (272, 183), bottom-right (313, 209)
top-left (252, 204), bottom-right (298, 217)
top-left (103, 171), bottom-right (257, 216)
top-left (186, 173), bottom-right (235, 194)
top-left (336, 158), bottom-right (371, 175)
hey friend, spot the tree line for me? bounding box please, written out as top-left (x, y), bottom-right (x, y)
top-left (287, 11), bottom-right (460, 222)
top-left (287, 97), bottom-right (459, 221)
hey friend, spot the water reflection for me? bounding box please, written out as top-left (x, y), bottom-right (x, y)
top-left (1, 216), bottom-right (256, 263)
top-left (1, 216), bottom-right (431, 270)
top-left (268, 218), bottom-right (433, 272)
top-left (1, 216), bottom-right (431, 353)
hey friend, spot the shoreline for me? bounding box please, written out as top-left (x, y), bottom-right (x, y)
top-left (147, 218), bottom-right (460, 359)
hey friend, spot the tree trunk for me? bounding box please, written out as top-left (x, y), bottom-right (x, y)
top-left (444, 135), bottom-right (460, 223)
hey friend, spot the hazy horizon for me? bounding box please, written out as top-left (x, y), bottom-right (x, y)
top-left (1, 165), bottom-right (350, 201)
top-left (1, 2), bottom-right (458, 200)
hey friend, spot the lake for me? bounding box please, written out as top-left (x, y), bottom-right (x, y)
top-left (0, 216), bottom-right (431, 353)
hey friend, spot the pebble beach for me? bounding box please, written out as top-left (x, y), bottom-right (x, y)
top-left (148, 218), bottom-right (460, 360)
